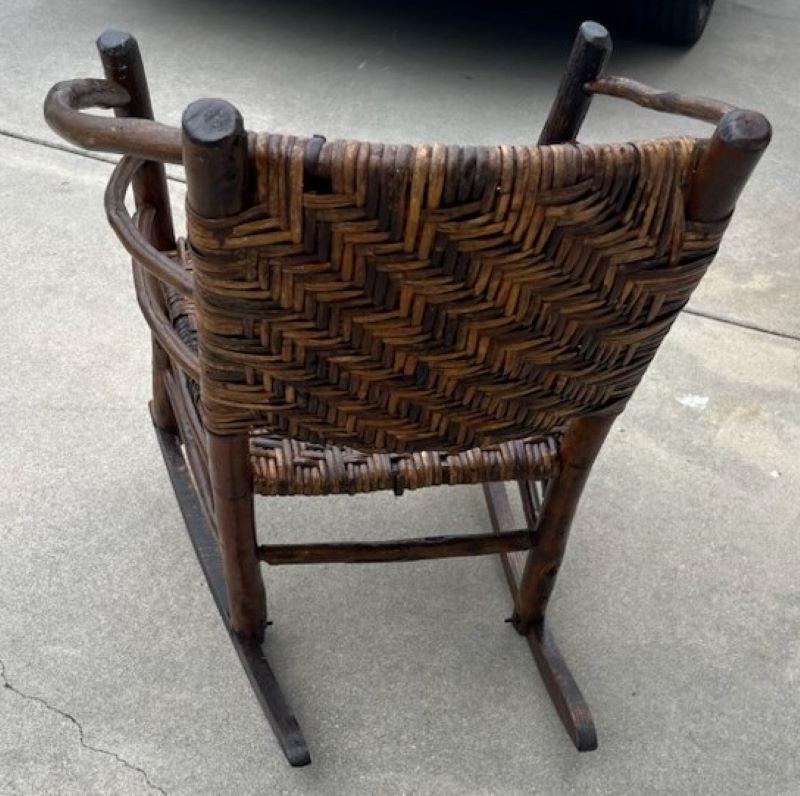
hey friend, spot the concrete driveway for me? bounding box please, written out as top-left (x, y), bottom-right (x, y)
top-left (0, 1), bottom-right (798, 793)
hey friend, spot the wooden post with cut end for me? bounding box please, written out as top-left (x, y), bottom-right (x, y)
top-left (182, 98), bottom-right (266, 639)
top-left (97, 29), bottom-right (178, 432)
top-left (539, 21), bottom-right (612, 145)
top-left (687, 108), bottom-right (772, 223)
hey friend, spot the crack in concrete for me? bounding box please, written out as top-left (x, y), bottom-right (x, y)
top-left (0, 657), bottom-right (167, 795)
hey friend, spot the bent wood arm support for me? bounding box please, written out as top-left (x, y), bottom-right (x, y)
top-left (106, 155), bottom-right (200, 378)
top-left (585, 76), bottom-right (736, 124)
top-left (44, 78), bottom-right (183, 163)
top-left (108, 158), bottom-right (200, 381)
top-left (105, 156), bottom-right (193, 294)
top-left (133, 207), bottom-right (200, 380)
top-left (258, 529), bottom-right (534, 565)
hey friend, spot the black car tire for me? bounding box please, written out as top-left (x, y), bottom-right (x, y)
top-left (627, 0), bottom-right (715, 46)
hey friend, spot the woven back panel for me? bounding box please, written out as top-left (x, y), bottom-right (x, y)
top-left (187, 135), bottom-right (725, 452)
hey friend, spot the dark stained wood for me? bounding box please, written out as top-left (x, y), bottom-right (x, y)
top-left (513, 415), bottom-right (615, 634)
top-left (182, 99), bottom-right (247, 218)
top-left (482, 482), bottom-right (525, 596)
top-left (182, 99), bottom-right (267, 639)
top-left (482, 480), bottom-right (597, 751)
top-left (43, 78), bottom-right (183, 163)
top-left (162, 370), bottom-right (213, 526)
top-left (258, 529), bottom-right (533, 565)
top-left (104, 156), bottom-right (194, 296)
top-left (586, 75), bottom-right (735, 123)
top-left (527, 620), bottom-right (597, 751)
top-left (43, 21), bottom-right (774, 766)
top-left (538, 20), bottom-right (612, 145)
top-left (152, 421), bottom-right (310, 766)
top-left (518, 479), bottom-right (543, 530)
top-left (130, 206), bottom-right (200, 378)
top-left (97, 29), bottom-right (178, 433)
top-left (97, 30), bottom-right (174, 248)
top-left (687, 109), bottom-right (772, 222)
top-left (205, 432), bottom-right (267, 638)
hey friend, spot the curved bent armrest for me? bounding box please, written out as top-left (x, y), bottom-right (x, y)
top-left (131, 209), bottom-right (200, 381)
top-left (44, 78), bottom-right (183, 163)
top-left (105, 156), bottom-right (200, 379)
top-left (105, 156), bottom-right (193, 295)
top-left (585, 76), bottom-right (736, 124)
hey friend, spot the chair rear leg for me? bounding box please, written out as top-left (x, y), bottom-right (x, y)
top-left (153, 422), bottom-right (310, 765)
top-left (484, 415), bottom-right (614, 751)
top-left (97, 30), bottom-right (178, 432)
top-left (207, 432), bottom-right (267, 639)
top-left (178, 96), bottom-right (310, 764)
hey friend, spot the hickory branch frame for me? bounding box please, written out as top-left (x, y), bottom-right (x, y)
top-left (43, 21), bottom-right (770, 766)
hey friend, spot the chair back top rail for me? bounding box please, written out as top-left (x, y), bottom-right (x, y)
top-left (43, 25), bottom-right (772, 454)
top-left (44, 73), bottom-right (742, 170)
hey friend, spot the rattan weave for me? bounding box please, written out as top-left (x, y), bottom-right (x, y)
top-left (249, 431), bottom-right (560, 496)
top-left (167, 286), bottom-right (561, 495)
top-left (187, 134), bottom-right (725, 454)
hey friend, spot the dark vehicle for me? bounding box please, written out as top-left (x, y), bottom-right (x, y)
top-left (615, 0), bottom-right (715, 45)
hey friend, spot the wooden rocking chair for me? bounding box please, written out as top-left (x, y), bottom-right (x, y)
top-left (44, 21), bottom-right (770, 766)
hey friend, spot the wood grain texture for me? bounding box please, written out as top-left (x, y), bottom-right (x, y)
top-left (539, 20), bottom-right (611, 145)
top-left (183, 99), bottom-right (267, 639)
top-left (586, 75), bottom-right (735, 123)
top-left (258, 529), bottom-right (533, 565)
top-left (153, 421), bottom-right (310, 766)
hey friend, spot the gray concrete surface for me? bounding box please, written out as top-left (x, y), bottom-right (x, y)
top-left (0, 1), bottom-right (798, 793)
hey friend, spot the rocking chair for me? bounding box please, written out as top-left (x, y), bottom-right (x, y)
top-left (43, 21), bottom-right (770, 766)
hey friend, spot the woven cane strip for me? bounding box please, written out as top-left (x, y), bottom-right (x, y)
top-left (249, 431), bottom-right (559, 496)
top-left (188, 135), bottom-right (726, 453)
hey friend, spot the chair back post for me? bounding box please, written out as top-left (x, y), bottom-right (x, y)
top-left (538, 20), bottom-right (612, 145)
top-left (96, 30), bottom-right (174, 249)
top-left (182, 99), bottom-right (267, 639)
top-left (686, 108), bottom-right (772, 223)
top-left (508, 20), bottom-right (615, 643)
top-left (97, 30), bottom-right (179, 432)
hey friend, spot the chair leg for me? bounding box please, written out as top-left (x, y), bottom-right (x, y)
top-left (151, 339), bottom-right (178, 432)
top-left (206, 431), bottom-right (267, 640)
top-left (483, 415), bottom-right (614, 751)
top-left (513, 416), bottom-right (613, 633)
top-left (152, 415), bottom-right (310, 766)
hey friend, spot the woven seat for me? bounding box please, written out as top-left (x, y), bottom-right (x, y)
top-left (168, 286), bottom-right (561, 495)
top-left (248, 431), bottom-right (560, 496)
top-left (44, 22), bottom-right (770, 767)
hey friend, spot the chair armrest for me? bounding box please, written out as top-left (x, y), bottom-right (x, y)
top-left (132, 207), bottom-right (200, 381)
top-left (585, 76), bottom-right (736, 124)
top-left (43, 78), bottom-right (182, 163)
top-left (105, 156), bottom-right (193, 295)
top-left (105, 156), bottom-right (200, 379)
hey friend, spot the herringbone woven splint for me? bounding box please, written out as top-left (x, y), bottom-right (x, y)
top-left (187, 135), bottom-right (725, 462)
